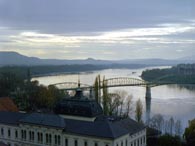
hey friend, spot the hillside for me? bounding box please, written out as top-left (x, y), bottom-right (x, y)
top-left (0, 51), bottom-right (195, 66)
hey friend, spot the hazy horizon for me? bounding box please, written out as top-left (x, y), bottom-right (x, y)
top-left (0, 0), bottom-right (195, 60)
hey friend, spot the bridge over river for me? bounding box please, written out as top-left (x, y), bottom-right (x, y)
top-left (50, 77), bottom-right (195, 99)
top-left (50, 77), bottom-right (195, 122)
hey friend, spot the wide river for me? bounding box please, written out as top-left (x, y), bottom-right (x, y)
top-left (32, 66), bottom-right (195, 131)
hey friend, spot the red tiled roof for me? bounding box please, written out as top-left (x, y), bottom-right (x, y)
top-left (0, 97), bottom-right (19, 112)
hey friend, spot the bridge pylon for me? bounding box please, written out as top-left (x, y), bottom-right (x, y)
top-left (145, 85), bottom-right (151, 124)
top-left (145, 85), bottom-right (151, 99)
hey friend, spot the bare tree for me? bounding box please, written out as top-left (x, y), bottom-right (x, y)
top-left (102, 76), bottom-right (109, 115)
top-left (164, 120), bottom-right (169, 134)
top-left (149, 114), bottom-right (164, 132)
top-left (169, 117), bottom-right (175, 135)
top-left (113, 90), bottom-right (127, 117)
top-left (135, 98), bottom-right (143, 123)
top-left (125, 94), bottom-right (133, 118)
top-left (175, 119), bottom-right (182, 136)
top-left (107, 93), bottom-right (121, 116)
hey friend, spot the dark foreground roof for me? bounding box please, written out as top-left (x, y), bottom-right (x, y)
top-left (0, 111), bottom-right (26, 125)
top-left (54, 99), bottom-right (103, 118)
top-left (54, 88), bottom-right (103, 118)
top-left (19, 113), bottom-right (66, 129)
top-left (114, 118), bottom-right (146, 135)
top-left (0, 112), bottom-right (145, 139)
top-left (64, 116), bottom-right (145, 139)
top-left (0, 142), bottom-right (8, 146)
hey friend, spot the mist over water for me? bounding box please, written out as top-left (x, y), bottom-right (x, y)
top-left (32, 66), bottom-right (195, 130)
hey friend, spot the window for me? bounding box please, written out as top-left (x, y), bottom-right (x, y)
top-left (65, 138), bottom-right (68, 146)
top-left (143, 136), bottom-right (146, 144)
top-left (1, 128), bottom-right (4, 136)
top-left (58, 135), bottom-right (61, 145)
top-left (38, 132), bottom-right (43, 143)
top-left (121, 141), bottom-right (123, 146)
top-left (54, 135), bottom-right (60, 145)
top-left (95, 142), bottom-right (98, 146)
top-left (46, 134), bottom-right (49, 144)
top-left (8, 129), bottom-right (11, 137)
top-left (126, 140), bottom-right (128, 146)
top-left (49, 134), bottom-right (52, 144)
top-left (55, 135), bottom-right (57, 145)
top-left (21, 130), bottom-right (26, 140)
top-left (74, 139), bottom-right (78, 146)
top-left (84, 141), bottom-right (88, 146)
top-left (15, 130), bottom-right (18, 139)
top-left (46, 133), bottom-right (52, 144)
top-left (29, 131), bottom-right (34, 141)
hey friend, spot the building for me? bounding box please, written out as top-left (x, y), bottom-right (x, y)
top-left (0, 89), bottom-right (146, 146)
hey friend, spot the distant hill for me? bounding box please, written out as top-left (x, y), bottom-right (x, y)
top-left (0, 51), bottom-right (194, 67)
top-left (0, 52), bottom-right (112, 66)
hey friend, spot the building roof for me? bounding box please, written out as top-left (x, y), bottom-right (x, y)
top-left (113, 117), bottom-right (146, 135)
top-left (0, 111), bottom-right (145, 139)
top-left (0, 142), bottom-right (8, 146)
top-left (54, 88), bottom-right (103, 117)
top-left (64, 116), bottom-right (145, 139)
top-left (19, 113), bottom-right (66, 129)
top-left (0, 111), bottom-right (26, 126)
top-left (0, 97), bottom-right (19, 112)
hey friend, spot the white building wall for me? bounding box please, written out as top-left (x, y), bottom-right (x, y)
top-left (0, 123), bottom-right (147, 146)
top-left (129, 129), bottom-right (146, 146)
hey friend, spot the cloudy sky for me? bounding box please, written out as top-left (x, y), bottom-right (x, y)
top-left (0, 0), bottom-right (195, 60)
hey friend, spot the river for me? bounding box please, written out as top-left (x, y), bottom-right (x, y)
top-left (32, 66), bottom-right (195, 132)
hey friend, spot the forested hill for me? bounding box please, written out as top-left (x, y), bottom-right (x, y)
top-left (1, 51), bottom-right (195, 66)
top-left (141, 64), bottom-right (195, 84)
top-left (0, 64), bottom-right (148, 79)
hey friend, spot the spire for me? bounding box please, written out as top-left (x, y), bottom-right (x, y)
top-left (78, 74), bottom-right (80, 88)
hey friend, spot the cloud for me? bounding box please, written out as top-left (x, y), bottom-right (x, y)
top-left (0, 0), bottom-right (195, 59)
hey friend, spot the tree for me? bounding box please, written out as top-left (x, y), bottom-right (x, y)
top-left (113, 90), bottom-right (127, 117)
top-left (169, 117), bottom-right (174, 135)
top-left (102, 76), bottom-right (109, 115)
top-left (107, 93), bottom-right (121, 116)
top-left (94, 75), bottom-right (101, 103)
top-left (184, 119), bottom-right (195, 146)
top-left (124, 95), bottom-right (133, 118)
top-left (135, 98), bottom-right (143, 123)
top-left (175, 120), bottom-right (182, 137)
top-left (149, 114), bottom-right (164, 133)
top-left (158, 134), bottom-right (181, 146)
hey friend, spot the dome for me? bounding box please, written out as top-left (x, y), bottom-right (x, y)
top-left (54, 88), bottom-right (103, 118)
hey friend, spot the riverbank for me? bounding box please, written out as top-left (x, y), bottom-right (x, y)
top-left (0, 64), bottom-right (158, 79)
top-left (141, 65), bottom-right (195, 84)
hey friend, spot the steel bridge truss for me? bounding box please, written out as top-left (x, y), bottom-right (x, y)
top-left (50, 82), bottom-right (91, 90)
top-left (102, 77), bottom-right (147, 88)
top-left (51, 77), bottom-right (147, 90)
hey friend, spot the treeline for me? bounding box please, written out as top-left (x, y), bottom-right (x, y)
top-left (147, 114), bottom-right (195, 146)
top-left (0, 71), bottom-right (65, 111)
top-left (0, 64), bottom-right (148, 77)
top-left (141, 66), bottom-right (195, 84)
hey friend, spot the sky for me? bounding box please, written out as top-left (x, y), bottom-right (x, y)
top-left (0, 0), bottom-right (195, 60)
